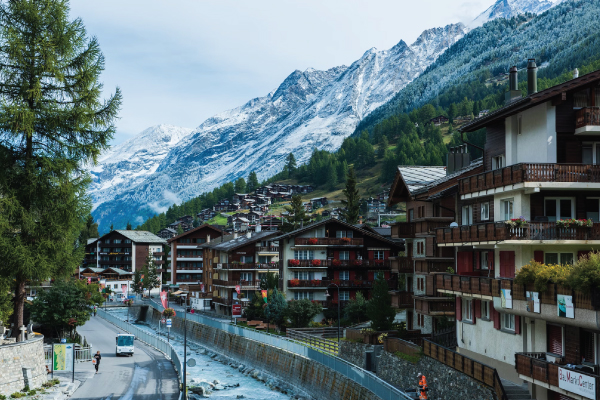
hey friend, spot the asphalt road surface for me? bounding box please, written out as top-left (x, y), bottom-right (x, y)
top-left (69, 316), bottom-right (179, 400)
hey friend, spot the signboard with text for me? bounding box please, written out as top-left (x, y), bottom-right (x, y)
top-left (501, 289), bottom-right (512, 309)
top-left (526, 291), bottom-right (540, 313)
top-left (53, 344), bottom-right (73, 372)
top-left (232, 304), bottom-right (242, 318)
top-left (558, 367), bottom-right (596, 399)
top-left (558, 294), bottom-right (574, 318)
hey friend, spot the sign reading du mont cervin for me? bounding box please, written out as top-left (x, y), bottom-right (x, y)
top-left (558, 367), bottom-right (596, 399)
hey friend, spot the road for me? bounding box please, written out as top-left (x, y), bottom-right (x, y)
top-left (68, 316), bottom-right (179, 400)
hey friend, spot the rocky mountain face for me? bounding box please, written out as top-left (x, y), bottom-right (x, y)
top-left (469, 0), bottom-right (565, 27)
top-left (91, 24), bottom-right (466, 229)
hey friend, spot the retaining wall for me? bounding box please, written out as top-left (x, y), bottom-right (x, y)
top-left (0, 336), bottom-right (47, 396)
top-left (146, 308), bottom-right (381, 400)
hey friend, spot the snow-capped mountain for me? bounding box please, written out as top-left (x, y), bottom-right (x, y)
top-left (470, 0), bottom-right (565, 28)
top-left (90, 124), bottom-right (193, 210)
top-left (90, 24), bottom-right (466, 228)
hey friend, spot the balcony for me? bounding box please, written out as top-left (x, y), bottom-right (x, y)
top-left (391, 222), bottom-right (415, 239)
top-left (216, 263), bottom-right (279, 270)
top-left (391, 257), bottom-right (413, 273)
top-left (212, 296), bottom-right (232, 306)
top-left (435, 274), bottom-right (497, 298)
top-left (415, 297), bottom-right (455, 316)
top-left (458, 163), bottom-right (600, 195)
top-left (391, 291), bottom-right (414, 308)
top-left (175, 256), bottom-right (203, 261)
top-left (414, 218), bottom-right (455, 236)
top-left (415, 259), bottom-right (454, 274)
top-left (294, 238), bottom-right (364, 246)
top-left (516, 352), bottom-right (600, 400)
top-left (287, 259), bottom-right (390, 269)
top-left (575, 107), bottom-right (600, 134)
top-left (213, 279), bottom-right (261, 289)
top-left (287, 279), bottom-right (374, 289)
top-left (153, 252), bottom-right (165, 257)
top-left (437, 222), bottom-right (600, 245)
top-left (256, 246), bottom-right (279, 253)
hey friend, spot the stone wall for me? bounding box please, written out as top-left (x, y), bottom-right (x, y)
top-left (0, 336), bottom-right (47, 396)
top-left (339, 340), bottom-right (495, 400)
top-left (147, 308), bottom-right (381, 400)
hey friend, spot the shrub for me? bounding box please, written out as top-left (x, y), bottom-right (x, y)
top-left (515, 261), bottom-right (571, 292)
top-left (287, 299), bottom-right (323, 327)
top-left (568, 252), bottom-right (600, 294)
top-left (162, 308), bottom-right (175, 317)
top-left (394, 351), bottom-right (422, 364)
top-left (311, 259), bottom-right (321, 266)
top-left (10, 393), bottom-right (23, 398)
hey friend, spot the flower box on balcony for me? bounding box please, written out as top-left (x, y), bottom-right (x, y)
top-left (353, 279), bottom-right (363, 286)
top-left (311, 259), bottom-right (322, 266)
top-left (289, 279), bottom-right (300, 287)
top-left (341, 237), bottom-right (352, 244)
top-left (353, 259), bottom-right (363, 266)
top-left (374, 259), bottom-right (384, 265)
top-left (310, 279), bottom-right (321, 286)
top-left (332, 259), bottom-right (342, 267)
top-left (332, 279), bottom-right (341, 285)
top-left (308, 238), bottom-right (319, 245)
top-left (289, 259), bottom-right (300, 266)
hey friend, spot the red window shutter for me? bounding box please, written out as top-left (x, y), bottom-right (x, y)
top-left (514, 315), bottom-right (521, 335)
top-left (547, 324), bottom-right (563, 355)
top-left (499, 251), bottom-right (516, 278)
top-left (368, 250), bottom-right (374, 260)
top-left (474, 299), bottom-right (481, 319)
top-left (456, 297), bottom-right (462, 321)
top-left (488, 251), bottom-right (494, 270)
top-left (493, 307), bottom-right (500, 330)
top-left (534, 251), bottom-right (544, 263)
top-left (474, 252), bottom-right (481, 270)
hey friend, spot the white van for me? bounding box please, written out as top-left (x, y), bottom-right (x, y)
top-left (115, 334), bottom-right (135, 356)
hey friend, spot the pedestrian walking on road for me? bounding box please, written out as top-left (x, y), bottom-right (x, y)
top-left (93, 351), bottom-right (101, 374)
top-left (93, 306), bottom-right (97, 317)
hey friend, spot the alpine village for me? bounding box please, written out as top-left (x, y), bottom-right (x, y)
top-left (5, 1), bottom-right (600, 400)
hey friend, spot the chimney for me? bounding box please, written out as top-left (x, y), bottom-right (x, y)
top-left (207, 235), bottom-right (211, 243)
top-left (527, 59), bottom-right (537, 95)
top-left (574, 68), bottom-right (579, 79)
top-left (255, 223), bottom-right (261, 233)
top-left (246, 231), bottom-right (251, 239)
top-left (505, 66), bottom-right (522, 104)
top-left (233, 232), bottom-right (238, 239)
top-left (359, 216), bottom-right (363, 225)
top-left (446, 145), bottom-right (470, 175)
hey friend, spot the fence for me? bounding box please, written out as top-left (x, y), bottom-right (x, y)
top-left (96, 308), bottom-right (183, 399)
top-left (147, 299), bottom-right (412, 400)
top-left (286, 328), bottom-right (340, 354)
top-left (43, 344), bottom-right (94, 369)
top-left (423, 339), bottom-right (507, 400)
top-left (383, 337), bottom-right (421, 357)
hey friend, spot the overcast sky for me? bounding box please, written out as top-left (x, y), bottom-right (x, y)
top-left (70, 0), bottom-right (495, 145)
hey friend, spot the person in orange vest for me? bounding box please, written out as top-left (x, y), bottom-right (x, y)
top-left (417, 373), bottom-right (428, 400)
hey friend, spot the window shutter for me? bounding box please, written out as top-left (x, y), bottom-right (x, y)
top-left (474, 252), bottom-right (481, 271)
top-left (493, 307), bottom-right (500, 330)
top-left (488, 251), bottom-right (494, 270)
top-left (500, 251), bottom-right (516, 278)
top-left (456, 297), bottom-right (462, 321)
top-left (534, 251), bottom-right (544, 263)
top-left (474, 299), bottom-right (481, 319)
top-left (515, 315), bottom-right (521, 335)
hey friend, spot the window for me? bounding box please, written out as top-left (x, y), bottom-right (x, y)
top-left (240, 272), bottom-right (252, 282)
top-left (339, 251), bottom-right (349, 260)
top-left (480, 203), bottom-right (490, 221)
top-left (294, 271), bottom-right (314, 280)
top-left (125, 239), bottom-right (131, 244)
top-left (339, 271), bottom-right (349, 280)
top-left (481, 301), bottom-right (490, 320)
top-left (462, 299), bottom-right (473, 322)
top-left (544, 198), bottom-right (574, 221)
top-left (336, 231), bottom-right (353, 238)
top-left (501, 199), bottom-right (514, 220)
top-left (586, 198), bottom-right (600, 221)
top-left (502, 314), bottom-right (515, 332)
top-left (294, 250), bottom-right (314, 260)
top-left (409, 209), bottom-right (414, 222)
top-left (294, 291), bottom-right (314, 300)
top-left (374, 250), bottom-right (385, 260)
top-left (461, 205), bottom-right (473, 225)
top-left (481, 252), bottom-right (489, 270)
top-left (114, 239), bottom-right (122, 244)
top-left (545, 253), bottom-right (574, 266)
top-left (339, 291), bottom-right (350, 301)
top-left (517, 115), bottom-right (522, 135)
top-left (492, 155), bottom-right (505, 170)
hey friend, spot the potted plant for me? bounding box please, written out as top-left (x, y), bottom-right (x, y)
top-left (332, 279), bottom-right (341, 285)
top-left (308, 238), bottom-right (319, 245)
top-left (311, 259), bottom-right (322, 266)
top-left (289, 279), bottom-right (300, 287)
top-left (332, 259), bottom-right (342, 267)
top-left (353, 279), bottom-right (363, 286)
top-left (310, 279), bottom-right (321, 286)
top-left (163, 308), bottom-right (175, 317)
top-left (505, 216), bottom-right (527, 228)
top-left (374, 259), bottom-right (384, 265)
top-left (289, 259), bottom-right (300, 266)
top-left (353, 259), bottom-right (363, 266)
top-left (341, 237), bottom-right (352, 244)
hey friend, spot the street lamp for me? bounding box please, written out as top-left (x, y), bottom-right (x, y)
top-left (325, 283), bottom-right (340, 343)
top-left (181, 293), bottom-right (188, 398)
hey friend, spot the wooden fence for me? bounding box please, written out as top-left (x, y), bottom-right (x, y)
top-left (423, 339), bottom-right (507, 400)
top-left (384, 337), bottom-right (421, 357)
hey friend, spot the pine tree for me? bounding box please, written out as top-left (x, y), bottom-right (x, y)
top-left (110, 224), bottom-right (114, 232)
top-left (377, 136), bottom-right (389, 159)
top-left (367, 273), bottom-right (396, 331)
top-left (132, 270), bottom-right (144, 296)
top-left (285, 153), bottom-right (297, 177)
top-left (142, 254), bottom-right (160, 297)
top-left (126, 221), bottom-right (132, 230)
top-left (325, 161), bottom-right (337, 190)
top-left (264, 288), bottom-right (287, 330)
top-left (341, 166), bottom-right (360, 224)
top-left (176, 225), bottom-right (184, 235)
top-left (78, 215), bottom-right (100, 247)
top-left (282, 195), bottom-right (310, 232)
top-left (247, 171), bottom-right (259, 193)
top-left (234, 177), bottom-right (246, 193)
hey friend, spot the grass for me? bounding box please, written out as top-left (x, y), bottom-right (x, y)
top-left (207, 214), bottom-right (228, 226)
top-left (394, 350), bottom-right (422, 364)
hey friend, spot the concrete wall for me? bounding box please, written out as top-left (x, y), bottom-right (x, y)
top-left (147, 308), bottom-right (381, 400)
top-left (457, 316), bottom-right (522, 366)
top-left (0, 336), bottom-right (47, 396)
top-left (506, 103), bottom-right (557, 165)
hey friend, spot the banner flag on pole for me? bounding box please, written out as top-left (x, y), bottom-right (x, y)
top-left (160, 291), bottom-right (168, 308)
top-left (235, 285), bottom-right (241, 295)
top-left (261, 290), bottom-right (268, 303)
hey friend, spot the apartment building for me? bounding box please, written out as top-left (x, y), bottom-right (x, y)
top-left (275, 219), bottom-right (400, 316)
top-left (166, 224), bottom-right (224, 285)
top-left (206, 231), bottom-right (280, 315)
top-left (390, 62), bottom-right (600, 400)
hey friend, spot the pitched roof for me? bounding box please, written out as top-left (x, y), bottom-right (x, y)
top-left (167, 223), bottom-right (224, 244)
top-left (112, 230), bottom-right (167, 244)
top-left (460, 69), bottom-right (600, 132)
top-left (80, 267), bottom-right (104, 274)
top-left (101, 267), bottom-right (133, 276)
top-left (209, 231), bottom-right (279, 252)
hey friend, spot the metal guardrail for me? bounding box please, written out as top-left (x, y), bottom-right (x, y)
top-left (148, 299), bottom-right (411, 400)
top-left (96, 308), bottom-right (183, 399)
top-left (44, 344), bottom-right (94, 366)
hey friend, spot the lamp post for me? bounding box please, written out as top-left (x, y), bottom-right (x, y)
top-left (325, 283), bottom-right (340, 343)
top-left (181, 293), bottom-right (188, 398)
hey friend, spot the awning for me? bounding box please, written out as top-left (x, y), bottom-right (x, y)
top-left (171, 290), bottom-right (183, 295)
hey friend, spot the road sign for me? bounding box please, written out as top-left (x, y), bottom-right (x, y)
top-left (161, 319), bottom-right (166, 324)
top-left (190, 309), bottom-right (195, 314)
top-left (187, 358), bottom-right (196, 367)
top-left (232, 304), bottom-right (242, 318)
top-left (60, 338), bottom-right (67, 344)
top-left (166, 319), bottom-right (172, 328)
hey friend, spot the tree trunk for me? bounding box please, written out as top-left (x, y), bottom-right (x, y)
top-left (12, 279), bottom-right (26, 340)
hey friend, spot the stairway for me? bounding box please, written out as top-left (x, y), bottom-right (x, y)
top-left (501, 379), bottom-right (532, 400)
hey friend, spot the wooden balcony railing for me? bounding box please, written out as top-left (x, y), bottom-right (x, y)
top-left (294, 238), bottom-right (364, 246)
top-left (256, 246), bottom-right (279, 253)
top-left (576, 107), bottom-right (600, 128)
top-left (516, 352), bottom-right (600, 399)
top-left (213, 279), bottom-right (261, 288)
top-left (415, 259), bottom-right (454, 274)
top-left (391, 257), bottom-right (413, 273)
top-left (287, 259), bottom-right (390, 268)
top-left (415, 298), bottom-right (455, 316)
top-left (391, 291), bottom-right (414, 308)
top-left (436, 274), bottom-right (497, 297)
top-left (212, 296), bottom-right (232, 306)
top-left (437, 222), bottom-right (600, 244)
top-left (414, 218), bottom-right (455, 236)
top-left (391, 222), bottom-right (415, 239)
top-left (287, 279), bottom-right (374, 289)
top-left (459, 162), bottom-right (600, 194)
top-left (216, 263), bottom-right (279, 270)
